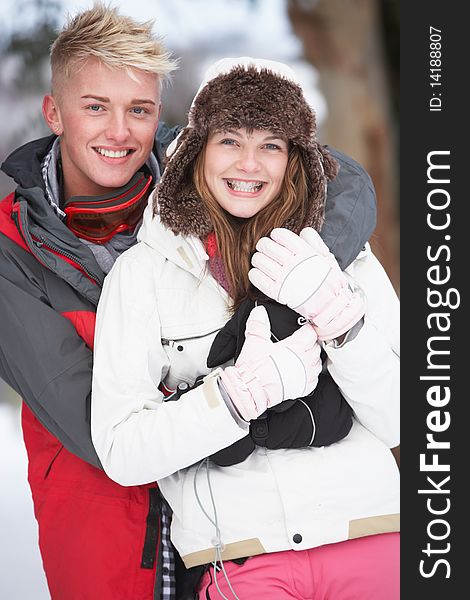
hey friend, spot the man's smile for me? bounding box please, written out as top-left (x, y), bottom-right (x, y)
top-left (93, 147), bottom-right (135, 159)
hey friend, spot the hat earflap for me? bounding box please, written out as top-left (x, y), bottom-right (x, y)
top-left (155, 128), bottom-right (213, 238)
top-left (318, 144), bottom-right (339, 182)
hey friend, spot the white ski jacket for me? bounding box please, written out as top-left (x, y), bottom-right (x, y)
top-left (91, 201), bottom-right (400, 567)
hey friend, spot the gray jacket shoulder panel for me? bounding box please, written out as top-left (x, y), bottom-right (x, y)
top-left (322, 147), bottom-right (377, 270)
top-left (154, 121), bottom-right (183, 171)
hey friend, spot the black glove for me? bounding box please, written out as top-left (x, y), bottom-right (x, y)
top-left (171, 295), bottom-right (353, 468)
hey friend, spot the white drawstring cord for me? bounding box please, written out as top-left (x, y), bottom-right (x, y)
top-left (193, 459), bottom-right (241, 600)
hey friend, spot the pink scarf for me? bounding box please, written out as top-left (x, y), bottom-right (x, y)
top-left (204, 232), bottom-right (231, 295)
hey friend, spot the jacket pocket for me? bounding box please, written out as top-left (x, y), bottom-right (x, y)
top-left (160, 327), bottom-right (223, 389)
top-left (43, 444), bottom-right (65, 479)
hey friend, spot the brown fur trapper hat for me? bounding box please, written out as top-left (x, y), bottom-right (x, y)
top-left (156, 57), bottom-right (338, 237)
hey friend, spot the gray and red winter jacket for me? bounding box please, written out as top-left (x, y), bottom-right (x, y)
top-left (0, 123), bottom-right (180, 600)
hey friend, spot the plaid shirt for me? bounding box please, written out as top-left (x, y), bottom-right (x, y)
top-left (160, 500), bottom-right (176, 600)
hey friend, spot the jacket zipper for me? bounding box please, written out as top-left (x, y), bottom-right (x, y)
top-left (33, 235), bottom-right (100, 283)
top-left (161, 326), bottom-right (222, 346)
top-left (12, 203), bottom-right (100, 284)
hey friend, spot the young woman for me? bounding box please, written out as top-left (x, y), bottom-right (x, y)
top-left (91, 57), bottom-right (400, 599)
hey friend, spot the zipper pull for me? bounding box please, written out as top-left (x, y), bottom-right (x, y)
top-left (161, 339), bottom-right (183, 351)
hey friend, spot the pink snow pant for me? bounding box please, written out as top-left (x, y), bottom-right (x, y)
top-left (198, 532), bottom-right (399, 599)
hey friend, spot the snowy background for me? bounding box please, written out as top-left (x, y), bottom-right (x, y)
top-left (0, 401), bottom-right (51, 598)
top-left (0, 1), bottom-right (327, 597)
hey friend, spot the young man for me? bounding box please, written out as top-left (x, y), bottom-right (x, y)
top-left (0, 4), bottom-right (180, 599)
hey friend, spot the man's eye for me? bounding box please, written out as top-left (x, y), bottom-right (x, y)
top-left (87, 104), bottom-right (103, 112)
top-left (220, 138), bottom-right (237, 146)
top-left (264, 143), bottom-right (281, 150)
top-left (131, 107), bottom-right (147, 115)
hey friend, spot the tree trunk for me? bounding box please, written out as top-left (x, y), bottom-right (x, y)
top-left (287, 0), bottom-right (399, 292)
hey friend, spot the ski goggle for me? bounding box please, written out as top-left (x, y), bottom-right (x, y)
top-left (64, 172), bottom-right (153, 244)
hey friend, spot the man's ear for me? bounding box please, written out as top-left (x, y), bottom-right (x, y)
top-left (42, 95), bottom-right (63, 135)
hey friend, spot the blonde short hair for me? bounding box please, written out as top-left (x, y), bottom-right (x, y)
top-left (50, 2), bottom-right (178, 92)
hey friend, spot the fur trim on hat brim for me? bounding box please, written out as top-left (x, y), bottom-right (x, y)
top-left (157, 127), bottom-right (214, 238)
top-left (156, 65), bottom-right (338, 237)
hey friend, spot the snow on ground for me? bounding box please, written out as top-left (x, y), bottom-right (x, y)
top-left (0, 402), bottom-right (50, 599)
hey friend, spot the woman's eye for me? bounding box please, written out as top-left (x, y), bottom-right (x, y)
top-left (220, 138), bottom-right (237, 146)
top-left (264, 143), bottom-right (281, 150)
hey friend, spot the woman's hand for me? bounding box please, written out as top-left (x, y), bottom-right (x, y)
top-left (218, 305), bottom-right (321, 421)
top-left (249, 228), bottom-right (365, 341)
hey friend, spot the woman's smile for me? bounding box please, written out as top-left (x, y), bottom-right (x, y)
top-left (224, 178), bottom-right (265, 194)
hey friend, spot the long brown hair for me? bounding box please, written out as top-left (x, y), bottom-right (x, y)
top-left (194, 142), bottom-right (315, 311)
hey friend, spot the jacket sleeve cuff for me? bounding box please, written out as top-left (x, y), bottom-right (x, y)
top-left (203, 368), bottom-right (249, 429)
top-left (324, 317), bottom-right (364, 348)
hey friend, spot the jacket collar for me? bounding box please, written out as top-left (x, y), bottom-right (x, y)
top-left (1, 135), bottom-right (54, 191)
top-left (138, 196), bottom-right (208, 279)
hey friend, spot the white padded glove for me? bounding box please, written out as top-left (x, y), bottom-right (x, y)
top-left (218, 305), bottom-right (322, 421)
top-left (249, 227), bottom-right (365, 341)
